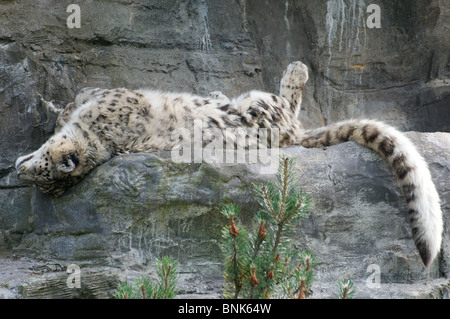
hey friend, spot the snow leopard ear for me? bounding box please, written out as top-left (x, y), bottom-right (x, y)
top-left (57, 152), bottom-right (79, 173)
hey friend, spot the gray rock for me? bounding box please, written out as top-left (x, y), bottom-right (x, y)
top-left (1, 132), bottom-right (449, 299)
top-left (244, 0), bottom-right (450, 130)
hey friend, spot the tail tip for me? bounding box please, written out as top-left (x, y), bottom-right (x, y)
top-left (417, 243), bottom-right (438, 268)
top-left (419, 250), bottom-right (432, 268)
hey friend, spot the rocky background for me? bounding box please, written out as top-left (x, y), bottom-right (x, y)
top-left (0, 0), bottom-right (449, 298)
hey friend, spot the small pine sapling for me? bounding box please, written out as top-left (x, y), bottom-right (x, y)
top-left (336, 279), bottom-right (356, 299)
top-left (115, 257), bottom-right (178, 299)
top-left (221, 156), bottom-right (315, 299)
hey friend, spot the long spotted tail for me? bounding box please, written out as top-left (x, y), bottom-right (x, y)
top-left (298, 119), bottom-right (443, 267)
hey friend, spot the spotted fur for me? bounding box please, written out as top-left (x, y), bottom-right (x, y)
top-left (297, 119), bottom-right (443, 267)
top-left (15, 61), bottom-right (443, 267)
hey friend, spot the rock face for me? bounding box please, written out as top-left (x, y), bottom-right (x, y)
top-left (240, 0), bottom-right (450, 130)
top-left (0, 0), bottom-right (449, 298)
top-left (1, 133), bottom-right (449, 298)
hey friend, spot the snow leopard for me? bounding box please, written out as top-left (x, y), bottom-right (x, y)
top-left (15, 61), bottom-right (443, 267)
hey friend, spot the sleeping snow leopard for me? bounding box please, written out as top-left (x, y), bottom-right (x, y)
top-left (15, 61), bottom-right (443, 268)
